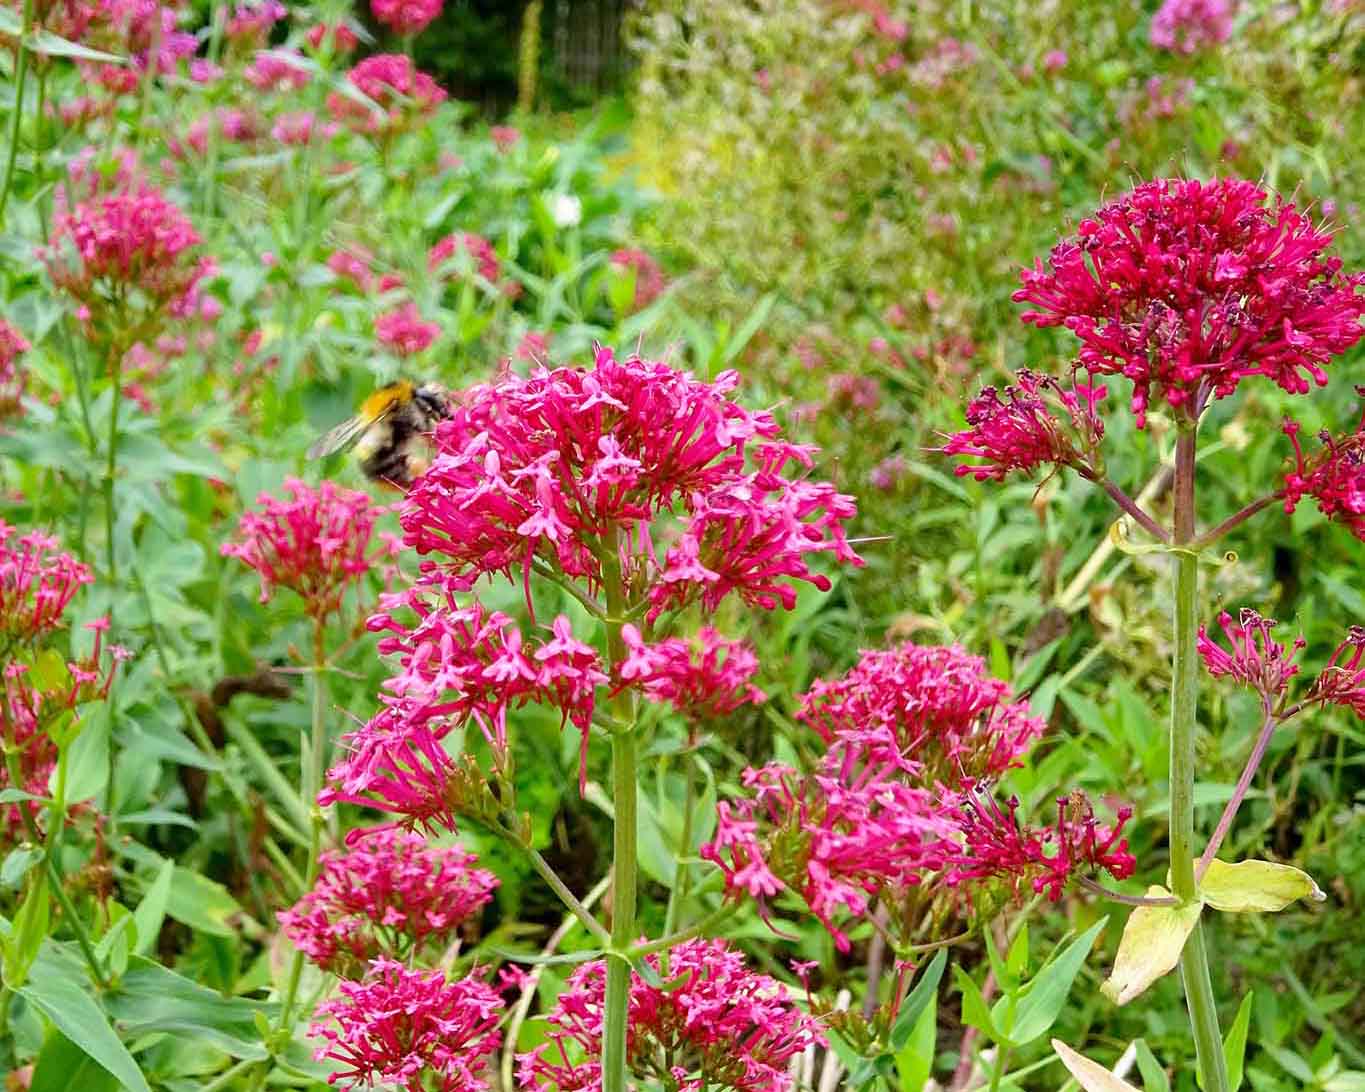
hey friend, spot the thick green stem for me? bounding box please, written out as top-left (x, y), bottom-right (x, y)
top-left (0, 0), bottom-right (33, 226)
top-left (1169, 424), bottom-right (1229, 1092)
top-left (601, 530), bottom-right (638, 1092)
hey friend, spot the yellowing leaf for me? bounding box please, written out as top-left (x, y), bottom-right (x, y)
top-left (1051, 1039), bottom-right (1143, 1092)
top-left (1101, 887), bottom-right (1201, 1006)
top-left (1199, 859), bottom-right (1325, 913)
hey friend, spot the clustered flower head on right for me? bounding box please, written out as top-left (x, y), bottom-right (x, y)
top-left (702, 640), bottom-right (1135, 952)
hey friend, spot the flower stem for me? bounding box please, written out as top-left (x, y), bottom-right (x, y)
top-left (1096, 475), bottom-right (1171, 543)
top-left (274, 631), bottom-right (329, 1051)
top-left (601, 528), bottom-right (639, 1092)
top-left (1191, 491), bottom-right (1283, 551)
top-left (104, 341), bottom-right (123, 583)
top-left (1195, 707), bottom-right (1279, 882)
top-left (0, 0), bottom-right (33, 226)
top-left (1169, 424), bottom-right (1229, 1092)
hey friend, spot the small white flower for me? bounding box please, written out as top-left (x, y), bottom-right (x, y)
top-left (550, 193), bottom-right (582, 228)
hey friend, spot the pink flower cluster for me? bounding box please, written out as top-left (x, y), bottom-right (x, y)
top-left (703, 642), bottom-right (1133, 950)
top-left (1197, 608), bottom-right (1305, 702)
top-left (429, 232), bottom-right (501, 286)
top-left (279, 826), bottom-right (497, 976)
top-left (53, 0), bottom-right (196, 92)
top-left (618, 625), bottom-right (765, 722)
top-left (1199, 608), bottom-right (1365, 720)
top-left (1149, 0), bottom-right (1234, 54)
top-left (516, 939), bottom-right (824, 1092)
top-left (609, 248), bottom-right (666, 310)
top-left (0, 320), bottom-right (29, 421)
top-left (703, 761), bottom-right (956, 948)
top-left (0, 525), bottom-right (128, 838)
top-left (401, 349), bottom-right (860, 613)
top-left (244, 49), bottom-right (312, 92)
top-left (375, 303), bottom-right (440, 356)
top-left (220, 479), bottom-right (397, 622)
top-left (43, 184), bottom-right (209, 323)
top-left (310, 960), bottom-right (503, 1092)
top-left (1015, 178), bottom-right (1365, 427)
top-left (324, 351), bottom-right (858, 831)
top-left (1306, 628), bottom-right (1365, 718)
top-left (328, 55), bottom-right (446, 134)
top-left (941, 369), bottom-right (1107, 481)
top-left (1283, 418), bottom-right (1365, 541)
top-left (371, 0), bottom-right (442, 36)
top-left (0, 522), bottom-right (95, 643)
top-left (945, 791), bottom-right (1136, 900)
top-left (796, 641), bottom-right (1045, 781)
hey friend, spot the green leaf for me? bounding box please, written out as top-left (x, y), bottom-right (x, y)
top-left (29, 1029), bottom-right (121, 1092)
top-left (5, 870), bottom-right (50, 987)
top-left (1223, 991), bottom-right (1254, 1092)
top-left (27, 28), bottom-right (124, 61)
top-left (132, 858), bottom-right (174, 956)
top-left (888, 948), bottom-right (947, 1051)
top-left (1133, 1039), bottom-right (1171, 1092)
top-left (719, 291), bottom-right (777, 367)
top-left (952, 964), bottom-right (998, 1040)
top-left (1264, 1045), bottom-right (1316, 1084)
top-left (120, 845), bottom-right (252, 938)
top-left (1052, 1039), bottom-right (1143, 1092)
top-left (894, 985), bottom-right (937, 1092)
top-left (1198, 859), bottom-right (1325, 913)
top-left (59, 705), bottom-right (109, 804)
top-left (1006, 923), bottom-right (1029, 979)
top-left (1, 845), bottom-right (43, 891)
top-left (18, 943), bottom-right (151, 1092)
top-left (104, 955), bottom-right (274, 1060)
top-left (1009, 918), bottom-right (1106, 1045)
top-left (490, 947), bottom-right (601, 967)
top-left (1102, 888), bottom-right (1201, 1006)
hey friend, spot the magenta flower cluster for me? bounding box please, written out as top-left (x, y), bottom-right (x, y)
top-left (1149, 0), bottom-right (1235, 54)
top-left (322, 348), bottom-right (857, 843)
top-left (516, 938), bottom-right (824, 1092)
top-left (941, 370), bottom-right (1106, 481)
top-left (220, 479), bottom-right (398, 622)
top-left (43, 184), bottom-right (209, 323)
top-left (371, 0), bottom-right (443, 36)
top-left (310, 959), bottom-right (503, 1092)
top-left (703, 641), bottom-right (1134, 950)
top-left (278, 826), bottom-right (497, 976)
top-left (1014, 177), bottom-right (1365, 428)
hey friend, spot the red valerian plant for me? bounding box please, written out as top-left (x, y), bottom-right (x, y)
top-left (0, 319), bottom-right (29, 421)
top-left (370, 0), bottom-right (442, 36)
top-left (944, 177), bottom-right (1365, 1091)
top-left (702, 641), bottom-right (1134, 952)
top-left (220, 478), bottom-right (397, 624)
top-left (1013, 177), bottom-right (1365, 427)
top-left (516, 938), bottom-right (824, 1092)
top-left (319, 347), bottom-right (860, 1092)
top-left (328, 55), bottom-right (447, 134)
top-left (278, 826), bottom-right (497, 977)
top-left (0, 523), bottom-right (127, 840)
top-left (310, 960), bottom-right (504, 1092)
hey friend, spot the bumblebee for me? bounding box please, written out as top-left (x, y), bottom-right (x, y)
top-left (307, 379), bottom-right (452, 490)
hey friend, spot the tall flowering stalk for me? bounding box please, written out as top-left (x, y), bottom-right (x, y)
top-left (221, 480), bottom-right (398, 1051)
top-left (322, 348), bottom-right (860, 1092)
top-left (944, 177), bottom-right (1365, 1087)
top-left (41, 167), bottom-right (209, 582)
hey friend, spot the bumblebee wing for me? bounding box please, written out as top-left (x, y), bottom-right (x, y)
top-left (307, 415), bottom-right (371, 459)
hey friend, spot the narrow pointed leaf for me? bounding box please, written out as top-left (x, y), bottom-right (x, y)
top-left (1102, 887), bottom-right (1201, 1006)
top-left (1009, 918), bottom-right (1106, 1045)
top-left (888, 948), bottom-right (947, 1050)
